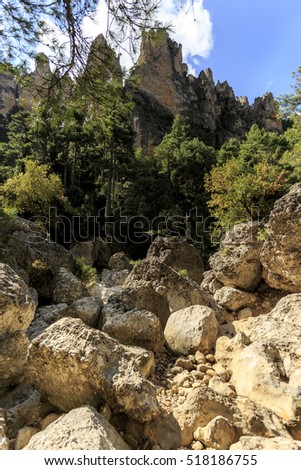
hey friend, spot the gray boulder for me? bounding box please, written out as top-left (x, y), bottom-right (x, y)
top-left (26, 317), bottom-right (160, 422)
top-left (261, 183), bottom-right (301, 292)
top-left (25, 406), bottom-right (129, 450)
top-left (164, 305), bottom-right (219, 355)
top-left (53, 268), bottom-right (90, 304)
top-left (209, 222), bottom-right (263, 291)
top-left (147, 236), bottom-right (204, 283)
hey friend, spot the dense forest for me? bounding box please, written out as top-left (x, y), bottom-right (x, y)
top-left (1, 1), bottom-right (301, 261)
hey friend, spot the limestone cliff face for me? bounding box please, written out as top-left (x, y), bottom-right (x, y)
top-left (132, 31), bottom-right (282, 151)
top-left (136, 31), bottom-right (197, 116)
top-left (0, 72), bottom-right (19, 118)
top-left (0, 32), bottom-right (283, 152)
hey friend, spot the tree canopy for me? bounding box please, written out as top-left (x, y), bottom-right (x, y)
top-left (1, 0), bottom-right (161, 77)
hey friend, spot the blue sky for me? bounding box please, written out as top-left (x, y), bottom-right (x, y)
top-left (186, 0), bottom-right (301, 103)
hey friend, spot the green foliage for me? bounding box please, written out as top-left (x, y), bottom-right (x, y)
top-left (0, 206), bottom-right (17, 262)
top-left (74, 257), bottom-right (97, 285)
top-left (1, 0), bottom-right (161, 77)
top-left (257, 227), bottom-right (268, 241)
top-left (280, 66), bottom-right (301, 117)
top-left (154, 115), bottom-right (217, 213)
top-left (177, 268), bottom-right (188, 277)
top-left (2, 160), bottom-right (70, 217)
top-left (206, 125), bottom-right (288, 229)
top-left (129, 259), bottom-right (142, 267)
top-left (217, 138), bottom-right (240, 165)
top-left (31, 259), bottom-right (47, 270)
top-left (122, 148), bottom-right (170, 219)
top-left (280, 115), bottom-right (301, 182)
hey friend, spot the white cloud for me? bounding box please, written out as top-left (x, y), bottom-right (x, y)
top-left (159, 0), bottom-right (214, 63)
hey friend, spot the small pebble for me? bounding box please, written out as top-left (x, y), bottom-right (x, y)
top-left (194, 351), bottom-right (206, 363)
top-left (192, 441), bottom-right (204, 450)
top-left (176, 358), bottom-right (195, 371)
top-left (203, 375), bottom-right (210, 385)
top-left (205, 354), bottom-right (215, 363)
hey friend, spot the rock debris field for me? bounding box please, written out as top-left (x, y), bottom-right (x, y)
top-left (1, 184), bottom-right (301, 450)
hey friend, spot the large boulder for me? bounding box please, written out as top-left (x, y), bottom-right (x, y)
top-left (231, 342), bottom-right (301, 422)
top-left (101, 269), bottom-right (129, 287)
top-left (26, 317), bottom-right (160, 422)
top-left (172, 386), bottom-right (235, 446)
top-left (164, 305), bottom-right (219, 355)
top-left (201, 270), bottom-right (223, 295)
top-left (108, 252), bottom-right (131, 271)
top-left (65, 297), bottom-right (102, 327)
top-left (27, 304), bottom-right (68, 340)
top-left (230, 436), bottom-right (301, 450)
top-left (260, 183), bottom-right (301, 292)
top-left (147, 237), bottom-right (204, 283)
top-left (70, 239), bottom-right (111, 270)
top-left (172, 386), bottom-right (289, 447)
top-left (0, 263), bottom-right (36, 336)
top-left (213, 286), bottom-right (257, 312)
top-left (0, 264), bottom-right (36, 392)
top-left (24, 406), bottom-right (129, 450)
top-left (53, 268), bottom-right (90, 304)
top-left (217, 294), bottom-right (301, 422)
top-left (124, 257), bottom-right (208, 314)
top-left (10, 230), bottom-right (74, 299)
top-left (101, 303), bottom-right (164, 351)
top-left (209, 222), bottom-right (263, 291)
top-left (105, 287), bottom-right (170, 328)
top-left (0, 331), bottom-right (30, 393)
top-left (0, 384), bottom-right (52, 439)
top-left (193, 416), bottom-right (236, 450)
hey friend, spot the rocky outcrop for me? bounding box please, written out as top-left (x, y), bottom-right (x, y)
top-left (216, 294), bottom-right (301, 422)
top-left (69, 238), bottom-right (111, 270)
top-left (132, 31), bottom-right (282, 151)
top-left (10, 229), bottom-right (74, 300)
top-left (53, 268), bottom-right (89, 304)
top-left (147, 236), bottom-right (204, 283)
top-left (108, 251), bottom-right (131, 271)
top-left (164, 305), bottom-right (218, 355)
top-left (103, 287), bottom-right (170, 328)
top-left (101, 268), bottom-right (129, 287)
top-left (213, 287), bottom-right (257, 312)
top-left (0, 263), bottom-right (37, 336)
top-left (0, 264), bottom-right (37, 392)
top-left (230, 436), bottom-right (301, 450)
top-left (27, 304), bottom-right (68, 340)
top-left (260, 183), bottom-right (301, 292)
top-left (0, 72), bottom-right (19, 118)
top-left (25, 406), bottom-right (129, 450)
top-left (253, 93), bottom-right (282, 133)
top-left (26, 317), bottom-right (159, 422)
top-left (65, 297), bottom-right (102, 327)
top-left (1, 32), bottom-right (282, 154)
top-left (124, 257), bottom-right (208, 315)
top-left (209, 222), bottom-right (263, 291)
top-left (193, 416), bottom-right (236, 450)
top-left (101, 304), bottom-right (164, 352)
